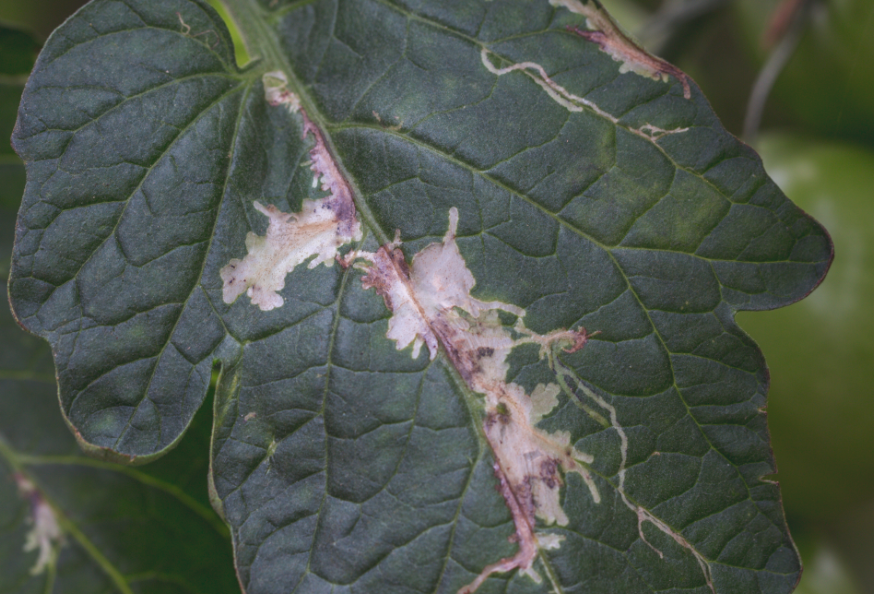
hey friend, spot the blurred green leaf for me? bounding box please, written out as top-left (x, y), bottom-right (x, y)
top-left (0, 387), bottom-right (238, 594)
top-left (0, 24), bottom-right (37, 211)
top-left (734, 0), bottom-right (874, 145)
top-left (0, 24), bottom-right (40, 77)
top-left (792, 534), bottom-right (860, 594)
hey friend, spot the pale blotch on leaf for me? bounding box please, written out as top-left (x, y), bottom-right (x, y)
top-left (221, 199), bottom-right (361, 310)
top-left (347, 207), bottom-right (524, 360)
top-left (262, 70), bottom-right (300, 112)
top-left (220, 71), bottom-right (362, 311)
top-left (344, 209), bottom-right (599, 592)
top-left (530, 382), bottom-right (561, 424)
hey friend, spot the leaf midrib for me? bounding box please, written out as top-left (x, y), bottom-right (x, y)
top-left (216, 5), bottom-right (534, 589)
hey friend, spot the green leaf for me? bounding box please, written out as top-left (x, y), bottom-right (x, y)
top-left (8, 0), bottom-right (831, 593)
top-left (1, 209), bottom-right (237, 592)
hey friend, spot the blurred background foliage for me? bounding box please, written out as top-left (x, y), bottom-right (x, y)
top-left (1, 0), bottom-right (872, 592)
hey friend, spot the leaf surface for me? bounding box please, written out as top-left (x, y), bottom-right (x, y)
top-left (8, 1), bottom-right (832, 593)
top-left (1, 179), bottom-right (237, 592)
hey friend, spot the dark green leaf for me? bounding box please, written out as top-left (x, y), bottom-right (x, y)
top-left (8, 0), bottom-right (831, 592)
top-left (1, 193), bottom-right (237, 593)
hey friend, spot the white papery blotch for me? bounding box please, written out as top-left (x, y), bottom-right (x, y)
top-left (530, 383), bottom-right (561, 424)
top-left (262, 70), bottom-right (301, 112)
top-left (221, 71), bottom-right (362, 311)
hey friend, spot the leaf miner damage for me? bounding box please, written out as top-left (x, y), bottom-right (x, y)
top-left (220, 72), bottom-right (362, 311)
top-left (480, 49), bottom-right (688, 142)
top-left (343, 209), bottom-right (600, 591)
top-left (223, 70), bottom-right (713, 594)
top-left (550, 0), bottom-right (692, 99)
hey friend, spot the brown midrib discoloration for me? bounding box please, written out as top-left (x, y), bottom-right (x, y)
top-left (300, 110), bottom-right (360, 234)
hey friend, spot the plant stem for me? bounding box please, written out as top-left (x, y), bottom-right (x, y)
top-left (217, 0), bottom-right (284, 72)
top-left (743, 0), bottom-right (812, 143)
